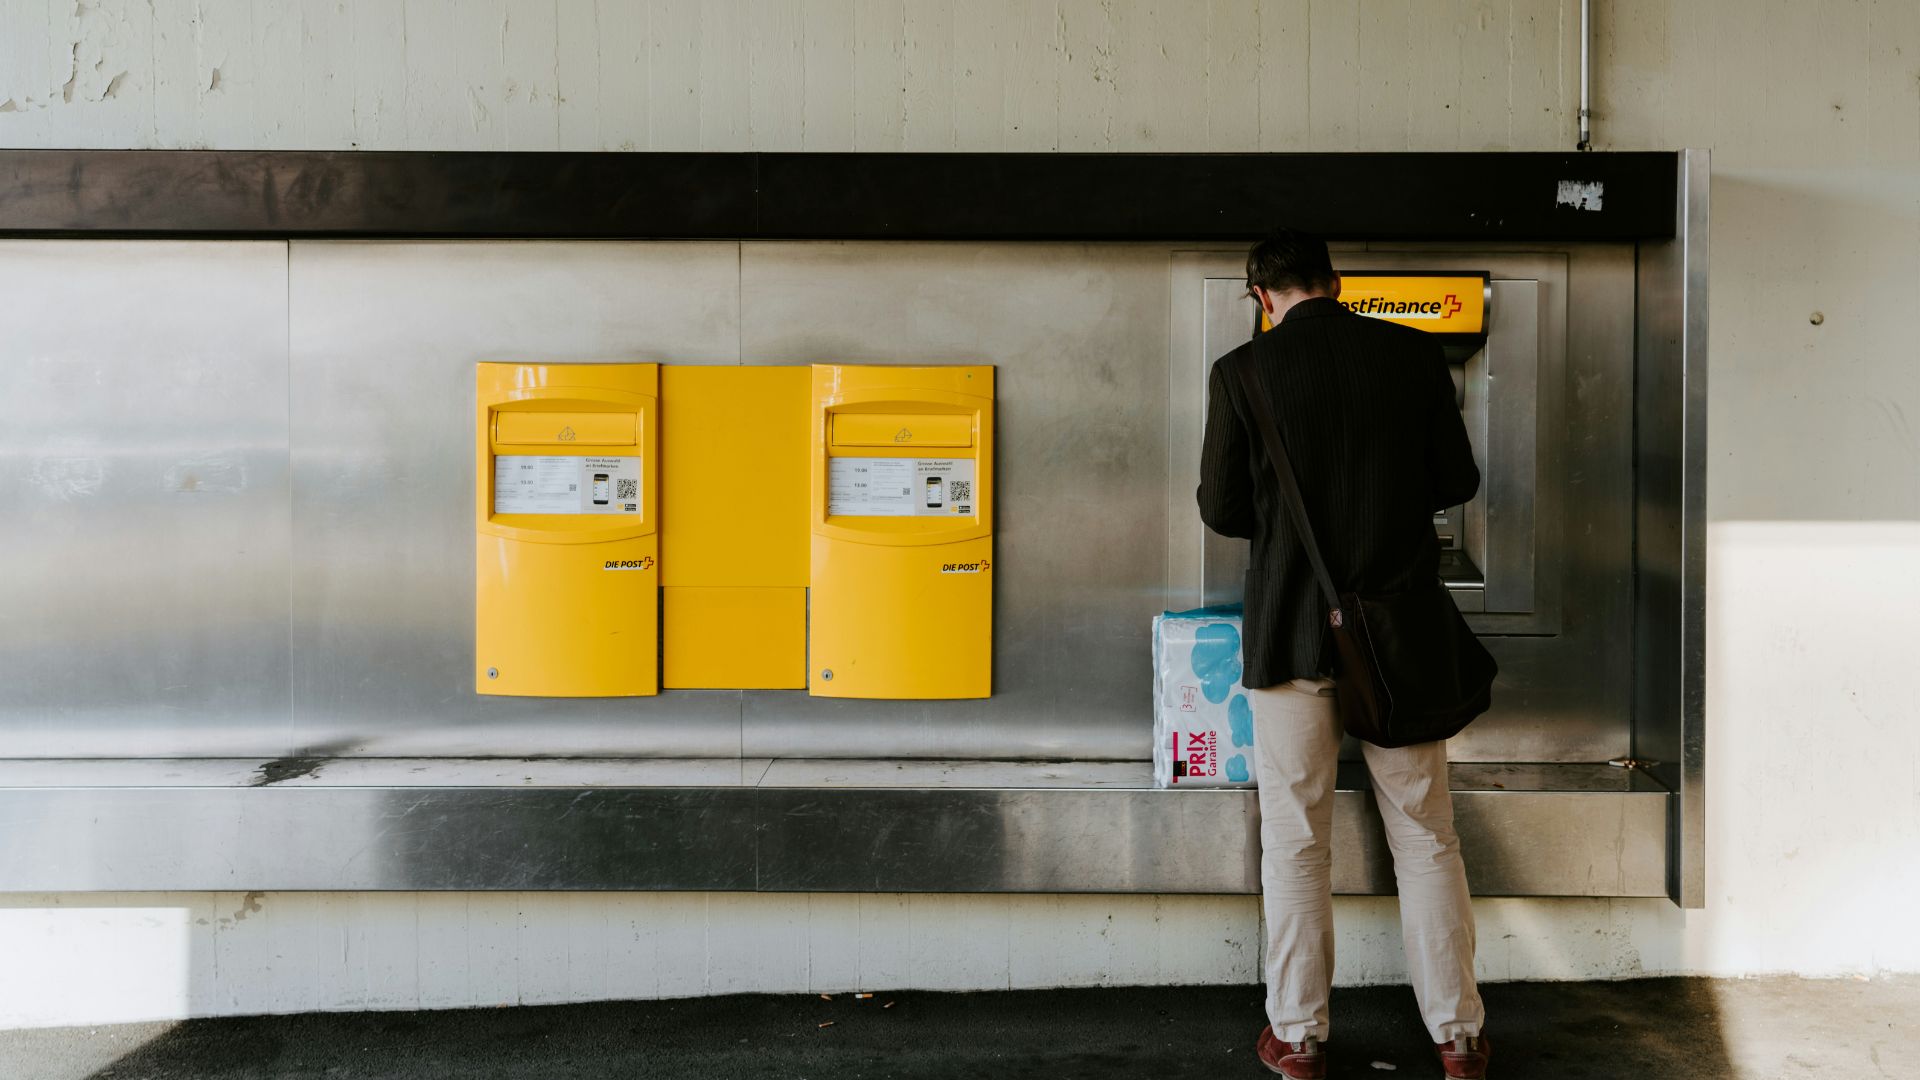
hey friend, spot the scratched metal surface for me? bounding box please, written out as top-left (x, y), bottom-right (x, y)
top-left (1633, 149), bottom-right (1712, 907)
top-left (2, 238), bottom-right (1639, 764)
top-left (0, 759), bottom-right (1668, 895)
top-left (287, 240), bottom-right (747, 758)
top-left (0, 241), bottom-right (292, 757)
top-left (0, 235), bottom-right (1696, 901)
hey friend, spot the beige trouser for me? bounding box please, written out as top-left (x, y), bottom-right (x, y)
top-left (1251, 677), bottom-right (1485, 1045)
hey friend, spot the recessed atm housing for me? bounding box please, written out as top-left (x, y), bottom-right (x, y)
top-left (1260, 272), bottom-right (1517, 612)
top-left (1179, 244), bottom-right (1625, 780)
top-left (1226, 260), bottom-right (1560, 634)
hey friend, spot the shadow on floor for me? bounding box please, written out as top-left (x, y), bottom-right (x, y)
top-left (2, 978), bottom-right (1747, 1080)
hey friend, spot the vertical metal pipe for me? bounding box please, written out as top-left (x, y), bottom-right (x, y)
top-left (1578, 0), bottom-right (1594, 150)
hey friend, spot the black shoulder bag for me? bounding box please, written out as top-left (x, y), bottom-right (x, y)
top-left (1234, 356), bottom-right (1496, 748)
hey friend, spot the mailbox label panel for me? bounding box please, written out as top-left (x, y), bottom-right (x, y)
top-left (492, 455), bottom-right (641, 515)
top-left (827, 457), bottom-right (975, 517)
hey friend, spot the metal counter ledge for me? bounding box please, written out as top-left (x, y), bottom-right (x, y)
top-left (0, 759), bottom-right (1669, 897)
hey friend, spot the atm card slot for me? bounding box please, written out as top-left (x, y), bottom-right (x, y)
top-left (1438, 548), bottom-right (1485, 591)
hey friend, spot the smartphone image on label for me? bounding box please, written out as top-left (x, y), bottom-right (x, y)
top-left (592, 473), bottom-right (610, 505)
top-left (925, 476), bottom-right (943, 508)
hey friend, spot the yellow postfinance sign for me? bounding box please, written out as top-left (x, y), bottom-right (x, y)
top-left (1261, 274), bottom-right (1487, 334)
top-left (1336, 275), bottom-right (1486, 334)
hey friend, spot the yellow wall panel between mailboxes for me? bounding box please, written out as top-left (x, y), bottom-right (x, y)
top-left (659, 366), bottom-right (810, 589)
top-left (659, 366), bottom-right (810, 689)
top-left (663, 587), bottom-right (808, 689)
top-left (475, 362), bottom-right (659, 697)
top-left (809, 364), bottom-right (993, 700)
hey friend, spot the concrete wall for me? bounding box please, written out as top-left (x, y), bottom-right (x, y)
top-left (0, 0), bottom-right (1580, 152)
top-left (4, 0), bottom-right (1920, 1027)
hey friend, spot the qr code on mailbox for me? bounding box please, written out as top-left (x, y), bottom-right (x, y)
top-left (615, 478), bottom-right (638, 500)
top-left (948, 479), bottom-right (971, 502)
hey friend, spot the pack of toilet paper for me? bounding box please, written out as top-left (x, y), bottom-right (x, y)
top-left (1152, 607), bottom-right (1256, 788)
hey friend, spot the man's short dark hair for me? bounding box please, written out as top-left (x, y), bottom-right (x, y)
top-left (1245, 228), bottom-right (1337, 295)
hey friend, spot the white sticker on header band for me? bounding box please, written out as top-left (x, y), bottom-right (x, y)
top-left (828, 457), bottom-right (976, 517)
top-left (493, 455), bottom-right (641, 515)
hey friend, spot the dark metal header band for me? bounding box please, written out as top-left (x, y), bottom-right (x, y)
top-left (0, 150), bottom-right (1677, 241)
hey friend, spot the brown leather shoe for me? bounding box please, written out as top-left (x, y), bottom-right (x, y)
top-left (1255, 1025), bottom-right (1325, 1078)
top-left (1436, 1033), bottom-right (1492, 1078)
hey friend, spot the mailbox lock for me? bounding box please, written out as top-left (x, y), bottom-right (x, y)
top-left (821, 669), bottom-right (834, 681)
top-left (486, 667), bottom-right (499, 680)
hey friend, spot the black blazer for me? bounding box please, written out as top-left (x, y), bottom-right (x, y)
top-left (1197, 296), bottom-right (1480, 689)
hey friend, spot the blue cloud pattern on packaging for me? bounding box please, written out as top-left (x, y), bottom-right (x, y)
top-left (1228, 693), bottom-right (1253, 747)
top-left (1153, 607), bottom-right (1256, 789)
top-left (1190, 622), bottom-right (1243, 704)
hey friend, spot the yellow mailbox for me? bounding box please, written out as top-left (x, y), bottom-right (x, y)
top-left (809, 364), bottom-right (994, 699)
top-left (475, 362), bottom-right (659, 697)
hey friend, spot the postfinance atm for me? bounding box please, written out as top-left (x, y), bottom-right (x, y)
top-left (475, 362), bottom-right (659, 696)
top-left (1259, 273), bottom-right (1505, 611)
top-left (1330, 274), bottom-right (1496, 607)
top-left (809, 365), bottom-right (995, 699)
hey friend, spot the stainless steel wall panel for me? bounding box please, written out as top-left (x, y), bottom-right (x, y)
top-left (287, 241), bottom-right (744, 758)
top-left (757, 759), bottom-right (1150, 788)
top-left (754, 786), bottom-right (1262, 893)
top-left (5, 239), bottom-right (1645, 766)
top-left (0, 758), bottom-right (1668, 897)
top-left (1165, 253), bottom-right (1240, 612)
top-left (1199, 276), bottom-right (1257, 607)
top-left (736, 242), bottom-right (1175, 760)
top-left (0, 241), bottom-right (292, 757)
top-left (1465, 242), bottom-right (1636, 763)
top-left (1448, 788), bottom-right (1668, 897)
top-left (1634, 150), bottom-right (1711, 907)
top-left (1481, 280), bottom-right (1541, 617)
top-left (1320, 763), bottom-right (1667, 897)
top-left (1674, 151), bottom-right (1710, 909)
top-left (0, 214), bottom-right (1700, 903)
top-left (0, 756), bottom-right (775, 788)
top-left (0, 786), bottom-right (760, 891)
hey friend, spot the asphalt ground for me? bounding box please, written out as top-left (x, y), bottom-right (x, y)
top-left (3, 976), bottom-right (1915, 1080)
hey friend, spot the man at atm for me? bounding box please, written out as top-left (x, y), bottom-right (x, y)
top-left (1197, 229), bottom-right (1490, 1080)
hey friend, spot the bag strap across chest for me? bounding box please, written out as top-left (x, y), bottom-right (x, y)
top-left (1233, 354), bottom-right (1347, 628)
